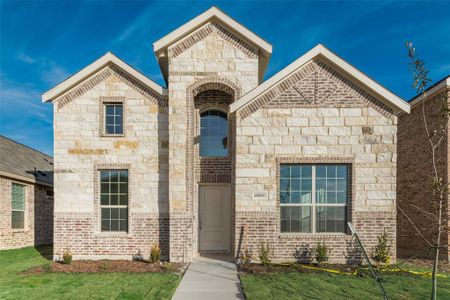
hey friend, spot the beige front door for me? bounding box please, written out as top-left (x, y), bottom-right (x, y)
top-left (199, 184), bottom-right (230, 251)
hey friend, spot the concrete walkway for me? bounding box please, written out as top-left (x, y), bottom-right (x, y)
top-left (172, 257), bottom-right (244, 300)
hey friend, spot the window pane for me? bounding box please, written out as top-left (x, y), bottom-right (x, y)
top-left (104, 104), bottom-right (123, 135)
top-left (101, 220), bottom-right (110, 231)
top-left (101, 194), bottom-right (109, 205)
top-left (280, 165), bottom-right (290, 178)
top-left (100, 170), bottom-right (128, 232)
top-left (315, 165), bottom-right (348, 205)
top-left (200, 110), bottom-right (228, 157)
top-left (11, 211), bottom-right (24, 229)
top-left (280, 191), bottom-right (290, 204)
top-left (316, 206), bottom-right (346, 233)
top-left (12, 184), bottom-right (25, 211)
top-left (280, 206), bottom-right (311, 233)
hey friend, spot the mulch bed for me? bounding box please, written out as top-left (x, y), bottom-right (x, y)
top-left (22, 260), bottom-right (187, 275)
top-left (239, 263), bottom-right (357, 275)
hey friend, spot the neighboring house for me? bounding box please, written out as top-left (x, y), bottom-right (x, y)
top-left (0, 135), bottom-right (54, 250)
top-left (398, 76), bottom-right (450, 261)
top-left (42, 7), bottom-right (410, 262)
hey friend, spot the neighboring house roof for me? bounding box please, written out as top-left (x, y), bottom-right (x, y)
top-left (42, 52), bottom-right (167, 102)
top-left (0, 135), bottom-right (53, 186)
top-left (230, 44), bottom-right (410, 115)
top-left (153, 6), bottom-right (273, 85)
top-left (408, 75), bottom-right (450, 108)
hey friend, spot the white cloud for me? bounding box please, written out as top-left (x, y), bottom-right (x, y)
top-left (41, 64), bottom-right (69, 86)
top-left (17, 52), bottom-right (37, 64)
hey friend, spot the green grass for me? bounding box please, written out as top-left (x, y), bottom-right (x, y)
top-left (240, 266), bottom-right (450, 300)
top-left (0, 246), bottom-right (181, 299)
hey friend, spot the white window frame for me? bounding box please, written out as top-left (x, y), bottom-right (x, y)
top-left (104, 103), bottom-right (124, 135)
top-left (11, 182), bottom-right (26, 230)
top-left (99, 170), bottom-right (128, 232)
top-left (280, 164), bottom-right (348, 234)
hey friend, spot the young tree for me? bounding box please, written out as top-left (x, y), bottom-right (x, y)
top-left (403, 42), bottom-right (449, 300)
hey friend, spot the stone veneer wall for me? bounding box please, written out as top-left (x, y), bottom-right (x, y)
top-left (0, 176), bottom-right (53, 249)
top-left (52, 66), bottom-right (169, 259)
top-left (234, 58), bottom-right (398, 263)
top-left (397, 87), bottom-right (449, 260)
top-left (167, 21), bottom-right (259, 261)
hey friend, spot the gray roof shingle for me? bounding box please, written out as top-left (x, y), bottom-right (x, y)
top-left (0, 135), bottom-right (53, 186)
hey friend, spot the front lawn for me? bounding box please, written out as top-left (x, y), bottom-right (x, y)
top-left (0, 246), bottom-right (181, 299)
top-left (240, 263), bottom-right (450, 300)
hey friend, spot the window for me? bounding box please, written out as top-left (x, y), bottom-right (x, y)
top-left (200, 110), bottom-right (228, 157)
top-left (100, 170), bottom-right (128, 232)
top-left (280, 164), bottom-right (349, 233)
top-left (104, 103), bottom-right (123, 135)
top-left (11, 183), bottom-right (25, 229)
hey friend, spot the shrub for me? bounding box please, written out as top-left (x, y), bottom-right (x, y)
top-left (315, 242), bottom-right (329, 264)
top-left (238, 248), bottom-right (252, 266)
top-left (161, 262), bottom-right (174, 272)
top-left (372, 230), bottom-right (391, 266)
top-left (62, 250), bottom-right (72, 265)
top-left (150, 244), bottom-right (161, 263)
top-left (258, 242), bottom-right (271, 266)
top-left (132, 249), bottom-right (144, 262)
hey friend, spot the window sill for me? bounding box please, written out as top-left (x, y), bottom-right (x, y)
top-left (101, 134), bottom-right (125, 138)
top-left (96, 231), bottom-right (129, 238)
top-left (278, 232), bottom-right (349, 238)
top-left (12, 229), bottom-right (28, 233)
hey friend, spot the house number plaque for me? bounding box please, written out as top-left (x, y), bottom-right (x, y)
top-left (252, 191), bottom-right (269, 200)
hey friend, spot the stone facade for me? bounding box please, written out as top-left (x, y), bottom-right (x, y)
top-left (52, 66), bottom-right (169, 259)
top-left (0, 175), bottom-right (53, 249)
top-left (166, 22), bottom-right (257, 261)
top-left (48, 8), bottom-right (406, 262)
top-left (234, 58), bottom-right (398, 262)
top-left (397, 85), bottom-right (450, 260)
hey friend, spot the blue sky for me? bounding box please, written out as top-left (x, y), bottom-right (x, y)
top-left (1, 1), bottom-right (449, 156)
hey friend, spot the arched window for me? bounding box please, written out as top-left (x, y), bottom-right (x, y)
top-left (200, 110), bottom-right (228, 157)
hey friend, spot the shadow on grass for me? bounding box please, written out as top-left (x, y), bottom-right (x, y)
top-left (35, 244), bottom-right (53, 260)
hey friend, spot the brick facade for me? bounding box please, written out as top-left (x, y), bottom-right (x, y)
top-left (0, 176), bottom-right (53, 250)
top-left (397, 86), bottom-right (450, 260)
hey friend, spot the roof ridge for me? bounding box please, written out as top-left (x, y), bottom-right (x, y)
top-left (0, 135), bottom-right (53, 159)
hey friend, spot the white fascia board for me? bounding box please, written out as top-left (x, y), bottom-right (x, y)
top-left (409, 76), bottom-right (450, 108)
top-left (230, 44), bottom-right (410, 114)
top-left (42, 52), bottom-right (167, 102)
top-left (153, 6), bottom-right (272, 55)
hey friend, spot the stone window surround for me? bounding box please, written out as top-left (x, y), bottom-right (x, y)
top-left (93, 163), bottom-right (131, 237)
top-left (99, 96), bottom-right (126, 137)
top-left (275, 156), bottom-right (355, 238)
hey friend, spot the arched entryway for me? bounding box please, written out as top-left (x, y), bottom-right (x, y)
top-left (186, 78), bottom-right (240, 257)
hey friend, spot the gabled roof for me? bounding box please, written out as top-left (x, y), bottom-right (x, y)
top-left (230, 44), bottom-right (410, 114)
top-left (42, 52), bottom-right (167, 102)
top-left (153, 6), bottom-right (272, 85)
top-left (0, 135), bottom-right (53, 186)
top-left (408, 75), bottom-right (450, 108)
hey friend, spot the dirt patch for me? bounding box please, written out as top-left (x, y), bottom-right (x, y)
top-left (22, 260), bottom-right (187, 275)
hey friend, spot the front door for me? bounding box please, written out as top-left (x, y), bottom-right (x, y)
top-left (199, 185), bottom-right (230, 251)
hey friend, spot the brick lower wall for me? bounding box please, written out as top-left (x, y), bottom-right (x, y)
top-left (54, 212), bottom-right (169, 260)
top-left (235, 211), bottom-right (396, 263)
top-left (397, 88), bottom-right (449, 260)
top-left (0, 176), bottom-right (53, 250)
